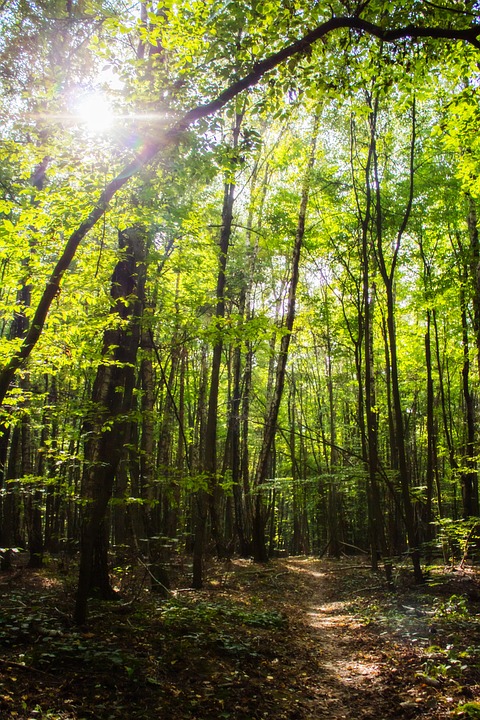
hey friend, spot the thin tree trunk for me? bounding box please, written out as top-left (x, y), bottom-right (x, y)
top-left (1, 425), bottom-right (21, 570)
top-left (372, 98), bottom-right (423, 582)
top-left (424, 310), bottom-right (437, 545)
top-left (193, 108), bottom-right (244, 586)
top-left (252, 113), bottom-right (319, 563)
top-left (27, 377), bottom-right (51, 568)
top-left (467, 194), bottom-right (480, 375)
top-left (460, 277), bottom-right (478, 517)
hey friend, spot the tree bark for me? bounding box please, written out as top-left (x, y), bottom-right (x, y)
top-left (74, 227), bottom-right (147, 624)
top-left (459, 277), bottom-right (478, 517)
top-left (467, 194), bottom-right (480, 375)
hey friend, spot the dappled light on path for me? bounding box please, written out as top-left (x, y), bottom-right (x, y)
top-left (283, 557), bottom-right (395, 719)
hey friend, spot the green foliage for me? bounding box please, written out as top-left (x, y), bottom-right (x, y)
top-left (437, 518), bottom-right (480, 560)
top-left (159, 599), bottom-right (285, 631)
top-left (422, 643), bottom-right (478, 682)
top-left (433, 594), bottom-right (470, 622)
top-left (0, 592), bottom-right (136, 673)
top-left (456, 702), bottom-right (480, 718)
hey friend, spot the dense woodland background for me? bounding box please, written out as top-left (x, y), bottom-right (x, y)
top-left (1, 0), bottom-right (480, 622)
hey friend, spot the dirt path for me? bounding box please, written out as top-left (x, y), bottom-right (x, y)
top-left (271, 557), bottom-right (480, 720)
top-left (270, 557), bottom-right (402, 719)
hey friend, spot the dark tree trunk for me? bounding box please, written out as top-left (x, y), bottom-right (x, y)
top-left (230, 335), bottom-right (250, 556)
top-left (0, 425), bottom-right (21, 571)
top-left (424, 310), bottom-right (437, 551)
top-left (43, 377), bottom-right (60, 553)
top-left (460, 278), bottom-right (478, 517)
top-left (467, 195), bottom-right (480, 376)
top-left (27, 432), bottom-right (46, 568)
top-left (0, 422), bottom-right (10, 569)
top-left (74, 227), bottom-right (147, 624)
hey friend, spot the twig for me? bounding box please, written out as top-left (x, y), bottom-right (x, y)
top-left (0, 658), bottom-right (52, 676)
top-left (350, 585), bottom-right (383, 596)
top-left (325, 565), bottom-right (373, 571)
top-left (136, 556), bottom-right (173, 596)
top-left (460, 522), bottom-right (480, 569)
top-left (339, 541), bottom-right (369, 555)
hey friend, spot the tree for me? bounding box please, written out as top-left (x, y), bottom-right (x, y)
top-left (74, 227), bottom-right (147, 625)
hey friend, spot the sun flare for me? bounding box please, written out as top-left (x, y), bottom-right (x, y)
top-left (76, 92), bottom-right (114, 133)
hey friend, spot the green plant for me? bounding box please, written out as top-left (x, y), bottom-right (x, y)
top-left (455, 701), bottom-right (480, 718)
top-left (433, 594), bottom-right (469, 621)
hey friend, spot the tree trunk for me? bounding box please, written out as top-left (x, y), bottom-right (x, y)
top-left (424, 309), bottom-right (437, 551)
top-left (252, 113), bottom-right (319, 563)
top-left (372, 98), bottom-right (423, 583)
top-left (467, 195), bottom-right (480, 375)
top-left (27, 379), bottom-right (48, 568)
top-left (193, 108), bottom-right (244, 586)
top-left (460, 277), bottom-right (478, 517)
top-left (74, 227), bottom-right (147, 624)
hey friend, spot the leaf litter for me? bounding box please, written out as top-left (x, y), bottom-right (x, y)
top-left (0, 555), bottom-right (479, 719)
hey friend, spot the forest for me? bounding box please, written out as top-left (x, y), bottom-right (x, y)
top-left (1, 1), bottom-right (480, 717)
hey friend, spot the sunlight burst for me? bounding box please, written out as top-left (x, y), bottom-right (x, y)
top-left (76, 92), bottom-right (114, 133)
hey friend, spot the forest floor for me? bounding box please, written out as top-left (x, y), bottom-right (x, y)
top-left (0, 554), bottom-right (480, 719)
